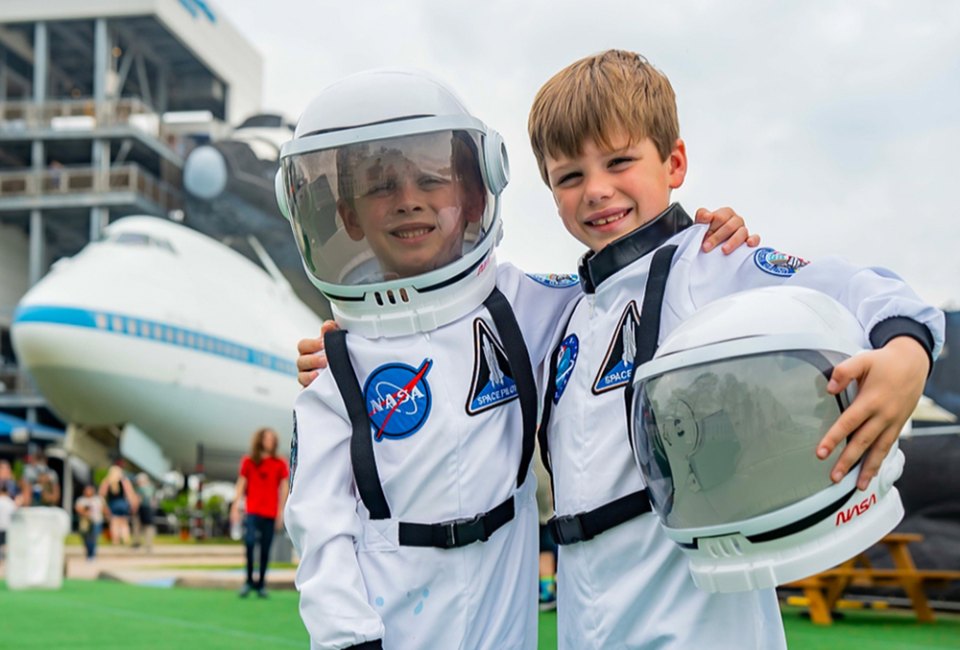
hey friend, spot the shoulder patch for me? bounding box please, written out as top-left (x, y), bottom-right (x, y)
top-left (527, 273), bottom-right (579, 288)
top-left (289, 411), bottom-right (298, 490)
top-left (553, 334), bottom-right (579, 404)
top-left (753, 247), bottom-right (810, 277)
top-left (593, 301), bottom-right (641, 394)
top-left (466, 318), bottom-right (519, 415)
top-left (363, 359), bottom-right (433, 442)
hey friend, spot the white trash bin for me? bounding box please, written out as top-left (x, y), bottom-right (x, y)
top-left (6, 507), bottom-right (71, 590)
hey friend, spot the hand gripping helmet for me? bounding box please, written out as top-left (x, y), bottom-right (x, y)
top-left (630, 286), bottom-right (906, 592)
top-left (276, 70), bottom-right (509, 337)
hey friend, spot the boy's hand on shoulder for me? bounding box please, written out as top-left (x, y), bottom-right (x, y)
top-left (296, 321), bottom-right (339, 388)
top-left (695, 207), bottom-right (761, 254)
top-left (816, 336), bottom-right (928, 490)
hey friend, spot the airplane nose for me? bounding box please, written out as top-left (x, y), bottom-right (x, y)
top-left (183, 145), bottom-right (228, 199)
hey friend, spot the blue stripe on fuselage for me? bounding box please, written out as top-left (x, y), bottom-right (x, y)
top-left (13, 305), bottom-right (296, 378)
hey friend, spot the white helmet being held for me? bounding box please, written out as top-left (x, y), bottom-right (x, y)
top-left (276, 70), bottom-right (509, 337)
top-left (630, 286), bottom-right (906, 592)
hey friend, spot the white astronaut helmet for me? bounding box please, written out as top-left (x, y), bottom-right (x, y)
top-left (630, 286), bottom-right (906, 592)
top-left (275, 69), bottom-right (509, 337)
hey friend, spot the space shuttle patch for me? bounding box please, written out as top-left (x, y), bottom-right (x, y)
top-left (592, 301), bottom-right (641, 394)
top-left (466, 318), bottom-right (519, 415)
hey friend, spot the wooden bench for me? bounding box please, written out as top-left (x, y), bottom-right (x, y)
top-left (783, 533), bottom-right (960, 624)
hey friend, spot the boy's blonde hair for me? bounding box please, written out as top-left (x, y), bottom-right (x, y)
top-left (528, 50), bottom-right (679, 185)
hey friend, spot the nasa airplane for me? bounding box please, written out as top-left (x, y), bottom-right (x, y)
top-left (11, 216), bottom-right (321, 478)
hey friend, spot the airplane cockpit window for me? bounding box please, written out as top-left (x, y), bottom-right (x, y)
top-left (107, 232), bottom-right (177, 254)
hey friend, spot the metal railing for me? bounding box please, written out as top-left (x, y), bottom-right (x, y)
top-left (0, 97), bottom-right (160, 133)
top-left (0, 164), bottom-right (182, 211)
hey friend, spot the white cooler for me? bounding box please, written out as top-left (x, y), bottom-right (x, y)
top-left (6, 507), bottom-right (71, 590)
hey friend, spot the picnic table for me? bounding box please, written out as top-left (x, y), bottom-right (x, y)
top-left (783, 533), bottom-right (960, 625)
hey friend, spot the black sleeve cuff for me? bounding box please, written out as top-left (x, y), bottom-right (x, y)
top-left (346, 641), bottom-right (383, 650)
top-left (868, 316), bottom-right (935, 375)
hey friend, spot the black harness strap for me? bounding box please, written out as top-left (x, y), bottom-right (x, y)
top-left (483, 287), bottom-right (539, 489)
top-left (625, 245), bottom-right (679, 445)
top-left (325, 329), bottom-right (392, 520)
top-left (398, 494), bottom-right (515, 549)
top-left (323, 286), bottom-right (537, 548)
top-left (542, 244), bottom-right (679, 545)
top-left (548, 490), bottom-right (653, 545)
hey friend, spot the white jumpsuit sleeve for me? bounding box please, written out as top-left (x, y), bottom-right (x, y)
top-left (682, 235), bottom-right (945, 361)
top-left (285, 374), bottom-right (385, 650)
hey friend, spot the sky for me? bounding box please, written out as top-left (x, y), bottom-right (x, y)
top-left (223, 0), bottom-right (960, 308)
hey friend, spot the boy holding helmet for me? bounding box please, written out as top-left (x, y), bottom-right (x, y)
top-left (526, 49), bottom-right (942, 648)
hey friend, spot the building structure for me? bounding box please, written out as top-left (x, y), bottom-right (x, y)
top-left (0, 0), bottom-right (262, 467)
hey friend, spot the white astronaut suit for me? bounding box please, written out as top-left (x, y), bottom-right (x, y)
top-left (276, 70), bottom-right (580, 650)
top-left (541, 203), bottom-right (943, 650)
top-left (290, 264), bottom-right (577, 650)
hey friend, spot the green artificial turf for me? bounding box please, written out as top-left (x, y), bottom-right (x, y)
top-left (780, 605), bottom-right (960, 650)
top-left (0, 580), bottom-right (307, 649)
top-left (2, 581), bottom-right (959, 649)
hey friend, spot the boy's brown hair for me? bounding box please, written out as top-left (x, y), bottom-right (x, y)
top-left (528, 49), bottom-right (679, 185)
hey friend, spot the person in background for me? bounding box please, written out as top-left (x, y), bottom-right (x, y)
top-left (132, 473), bottom-right (157, 552)
top-left (20, 449), bottom-right (60, 507)
top-left (0, 460), bottom-right (19, 505)
top-left (230, 427), bottom-right (289, 598)
top-left (533, 451), bottom-right (558, 612)
top-left (0, 483), bottom-right (16, 563)
top-left (75, 484), bottom-right (106, 561)
top-left (99, 465), bottom-right (139, 545)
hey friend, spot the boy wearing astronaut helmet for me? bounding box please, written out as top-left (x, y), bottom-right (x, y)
top-left (280, 70), bottom-right (757, 650)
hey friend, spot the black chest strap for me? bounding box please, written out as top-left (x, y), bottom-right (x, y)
top-left (326, 328), bottom-right (390, 520)
top-left (542, 244), bottom-right (678, 545)
top-left (624, 244), bottom-right (678, 444)
top-left (323, 286), bottom-right (537, 548)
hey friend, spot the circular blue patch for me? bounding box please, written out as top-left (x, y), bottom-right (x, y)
top-left (527, 273), bottom-right (579, 288)
top-left (753, 247), bottom-right (809, 277)
top-left (363, 360), bottom-right (433, 441)
top-left (553, 334), bottom-right (579, 404)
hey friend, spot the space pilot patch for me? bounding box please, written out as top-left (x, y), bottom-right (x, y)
top-left (527, 273), bottom-right (579, 288)
top-left (466, 318), bottom-right (519, 415)
top-left (593, 301), bottom-right (641, 394)
top-left (364, 359), bottom-right (433, 442)
top-left (289, 411), bottom-right (298, 490)
top-left (553, 334), bottom-right (579, 404)
top-left (753, 247), bottom-right (810, 277)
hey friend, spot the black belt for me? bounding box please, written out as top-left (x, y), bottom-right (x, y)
top-left (548, 489), bottom-right (652, 545)
top-left (398, 495), bottom-right (515, 549)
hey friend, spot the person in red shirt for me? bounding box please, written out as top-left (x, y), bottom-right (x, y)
top-left (230, 427), bottom-right (289, 598)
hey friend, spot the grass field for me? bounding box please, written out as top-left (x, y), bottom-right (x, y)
top-left (1, 580), bottom-right (959, 649)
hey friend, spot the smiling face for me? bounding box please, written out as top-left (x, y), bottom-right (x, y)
top-left (337, 132), bottom-right (485, 279)
top-left (544, 132), bottom-right (687, 253)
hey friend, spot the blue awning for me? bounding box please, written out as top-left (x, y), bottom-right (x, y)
top-left (0, 412), bottom-right (65, 442)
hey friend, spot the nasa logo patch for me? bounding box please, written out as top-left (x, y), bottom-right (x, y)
top-left (593, 301), bottom-right (641, 394)
top-left (527, 273), bottom-right (579, 288)
top-left (364, 359), bottom-right (433, 441)
top-left (753, 247), bottom-right (810, 277)
top-left (289, 411), bottom-right (298, 489)
top-left (553, 334), bottom-right (579, 404)
top-left (466, 319), bottom-right (519, 415)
